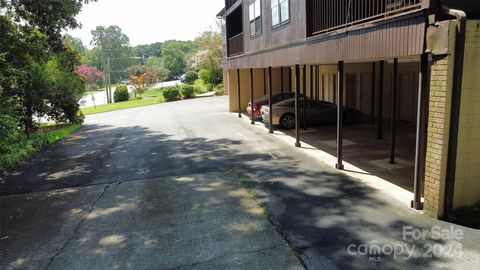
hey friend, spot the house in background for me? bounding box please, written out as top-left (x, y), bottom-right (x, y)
top-left (217, 0), bottom-right (480, 222)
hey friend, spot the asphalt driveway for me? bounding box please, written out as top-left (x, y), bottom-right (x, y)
top-left (1, 96), bottom-right (479, 269)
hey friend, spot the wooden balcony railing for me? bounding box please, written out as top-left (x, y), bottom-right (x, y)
top-left (227, 32), bottom-right (244, 57)
top-left (309, 0), bottom-right (422, 36)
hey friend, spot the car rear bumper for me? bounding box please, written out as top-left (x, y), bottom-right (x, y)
top-left (247, 107), bottom-right (262, 119)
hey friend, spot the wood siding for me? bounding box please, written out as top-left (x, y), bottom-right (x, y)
top-left (241, 0), bottom-right (306, 54)
top-left (224, 13), bottom-right (426, 69)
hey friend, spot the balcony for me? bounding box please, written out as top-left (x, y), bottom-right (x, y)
top-left (225, 0), bottom-right (238, 11)
top-left (228, 32), bottom-right (244, 57)
top-left (225, 2), bottom-right (243, 57)
top-left (307, 0), bottom-right (422, 37)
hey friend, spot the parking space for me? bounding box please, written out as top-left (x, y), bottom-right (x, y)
top-left (231, 60), bottom-right (425, 206)
top-left (282, 121), bottom-right (418, 193)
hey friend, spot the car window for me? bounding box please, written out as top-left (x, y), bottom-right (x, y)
top-left (255, 96), bottom-right (268, 103)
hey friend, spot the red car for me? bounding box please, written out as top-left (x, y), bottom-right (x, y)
top-left (247, 93), bottom-right (304, 119)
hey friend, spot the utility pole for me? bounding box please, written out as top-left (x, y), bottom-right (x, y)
top-left (99, 30), bottom-right (110, 104)
top-left (107, 56), bottom-right (112, 103)
top-left (103, 73), bottom-right (108, 104)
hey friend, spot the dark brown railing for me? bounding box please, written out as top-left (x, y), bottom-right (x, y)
top-left (309, 0), bottom-right (422, 36)
top-left (228, 32), bottom-right (244, 57)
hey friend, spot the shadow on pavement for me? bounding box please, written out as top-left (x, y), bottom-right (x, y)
top-left (1, 122), bottom-right (478, 269)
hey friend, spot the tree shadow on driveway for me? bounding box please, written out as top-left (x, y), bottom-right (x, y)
top-left (1, 123), bottom-right (479, 269)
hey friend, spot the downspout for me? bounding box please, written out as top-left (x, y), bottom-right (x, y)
top-left (442, 4), bottom-right (467, 221)
top-left (412, 12), bottom-right (430, 210)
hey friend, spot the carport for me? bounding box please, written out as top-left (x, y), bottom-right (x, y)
top-left (227, 55), bottom-right (429, 209)
top-left (289, 58), bottom-right (428, 209)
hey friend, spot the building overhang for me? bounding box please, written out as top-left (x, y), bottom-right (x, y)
top-left (216, 8), bottom-right (225, 19)
top-left (223, 11), bottom-right (428, 69)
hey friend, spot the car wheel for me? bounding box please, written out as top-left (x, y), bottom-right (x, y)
top-left (343, 111), bottom-right (355, 125)
top-left (280, 114), bottom-right (296, 129)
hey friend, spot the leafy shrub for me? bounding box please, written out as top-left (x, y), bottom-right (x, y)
top-left (181, 85), bottom-right (195, 98)
top-left (114, 85), bottom-right (129, 103)
top-left (193, 79), bottom-right (207, 94)
top-left (184, 71), bottom-right (198, 84)
top-left (199, 69), bottom-right (212, 84)
top-left (0, 124), bottom-right (79, 172)
top-left (162, 86), bottom-right (181, 101)
top-left (214, 83), bottom-right (225, 96)
top-left (206, 83), bottom-right (213, 92)
top-left (0, 100), bottom-right (20, 155)
top-left (194, 78), bottom-right (216, 94)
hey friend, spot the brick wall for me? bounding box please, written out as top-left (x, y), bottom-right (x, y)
top-left (453, 20), bottom-right (480, 209)
top-left (423, 20), bottom-right (480, 217)
top-left (424, 55), bottom-right (453, 218)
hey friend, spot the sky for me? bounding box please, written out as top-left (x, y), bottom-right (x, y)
top-left (68, 0), bottom-right (225, 47)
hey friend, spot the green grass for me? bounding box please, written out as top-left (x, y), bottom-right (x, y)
top-left (0, 124), bottom-right (80, 172)
top-left (129, 87), bottom-right (164, 99)
top-left (81, 83), bottom-right (201, 115)
top-left (81, 97), bottom-right (164, 115)
top-left (42, 124), bottom-right (80, 144)
top-left (144, 87), bottom-right (164, 97)
top-left (226, 170), bottom-right (258, 190)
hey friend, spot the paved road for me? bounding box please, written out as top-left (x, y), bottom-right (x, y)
top-left (1, 96), bottom-right (479, 269)
top-left (149, 80), bottom-right (181, 90)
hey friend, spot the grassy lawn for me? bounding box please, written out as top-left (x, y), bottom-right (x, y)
top-left (81, 97), bottom-right (164, 115)
top-left (144, 87), bottom-right (164, 97)
top-left (42, 124), bottom-right (80, 143)
top-left (0, 124), bottom-right (80, 172)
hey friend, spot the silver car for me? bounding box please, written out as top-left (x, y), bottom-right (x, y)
top-left (261, 98), bottom-right (361, 129)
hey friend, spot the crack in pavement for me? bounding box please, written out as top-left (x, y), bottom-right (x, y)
top-left (1, 167), bottom-right (226, 197)
top-left (42, 183), bottom-right (118, 270)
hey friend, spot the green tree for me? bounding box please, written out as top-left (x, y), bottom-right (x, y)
top-left (0, 1), bottom-right (90, 134)
top-left (146, 56), bottom-right (163, 68)
top-left (157, 67), bottom-right (169, 82)
top-left (162, 40), bottom-right (197, 79)
top-left (191, 31), bottom-right (223, 86)
top-left (63, 34), bottom-right (86, 55)
top-left (145, 56), bottom-right (169, 82)
top-left (126, 64), bottom-right (147, 78)
top-left (162, 46), bottom-right (185, 79)
top-left (0, 0), bottom-right (95, 51)
top-left (133, 42), bottom-right (162, 58)
top-left (90, 25), bottom-right (135, 82)
top-left (44, 54), bottom-right (85, 124)
top-left (81, 48), bottom-right (103, 70)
